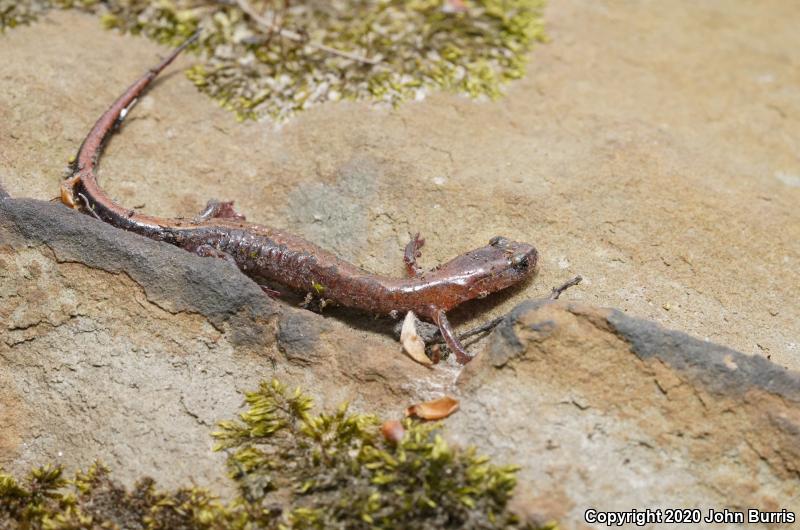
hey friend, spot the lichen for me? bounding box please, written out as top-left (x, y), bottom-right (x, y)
top-left (0, 379), bottom-right (557, 529)
top-left (0, 0), bottom-right (545, 121)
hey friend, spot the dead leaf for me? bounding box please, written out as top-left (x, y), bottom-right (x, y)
top-left (405, 395), bottom-right (459, 420)
top-left (400, 311), bottom-right (432, 365)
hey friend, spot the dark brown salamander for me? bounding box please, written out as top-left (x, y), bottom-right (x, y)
top-left (61, 36), bottom-right (539, 364)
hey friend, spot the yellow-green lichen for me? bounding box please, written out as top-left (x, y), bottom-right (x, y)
top-left (1, 0), bottom-right (545, 121)
top-left (0, 379), bottom-right (557, 529)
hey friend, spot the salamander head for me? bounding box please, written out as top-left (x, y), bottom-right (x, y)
top-left (482, 235), bottom-right (539, 288)
top-left (435, 236), bottom-right (539, 300)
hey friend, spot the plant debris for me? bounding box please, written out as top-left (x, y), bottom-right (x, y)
top-left (1, 0), bottom-right (546, 121)
top-left (400, 310), bottom-right (433, 365)
top-left (1, 379), bottom-right (555, 529)
top-left (380, 419), bottom-right (406, 444)
top-left (406, 395), bottom-right (460, 420)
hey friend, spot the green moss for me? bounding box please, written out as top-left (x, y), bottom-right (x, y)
top-left (0, 0), bottom-right (47, 29)
top-left (1, 0), bottom-right (545, 120)
top-left (0, 379), bottom-right (557, 529)
top-left (0, 463), bottom-right (233, 529)
top-left (214, 379), bottom-right (537, 528)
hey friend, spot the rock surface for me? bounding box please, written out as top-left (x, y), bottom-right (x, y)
top-left (452, 300), bottom-right (800, 528)
top-left (1, 1), bottom-right (800, 528)
top-left (0, 3), bottom-right (798, 371)
top-left (0, 198), bottom-right (448, 493)
top-left (2, 197), bottom-right (798, 529)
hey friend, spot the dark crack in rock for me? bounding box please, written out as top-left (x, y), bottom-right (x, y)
top-left (1, 198), bottom-right (276, 340)
top-left (451, 300), bottom-right (800, 528)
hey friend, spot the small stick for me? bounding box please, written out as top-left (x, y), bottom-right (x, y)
top-left (78, 193), bottom-right (103, 221)
top-left (236, 0), bottom-right (380, 65)
top-left (456, 315), bottom-right (505, 341)
top-left (550, 275), bottom-right (582, 299)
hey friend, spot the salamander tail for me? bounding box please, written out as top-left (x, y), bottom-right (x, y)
top-left (148, 31), bottom-right (201, 77)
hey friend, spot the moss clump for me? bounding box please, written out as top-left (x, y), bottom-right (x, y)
top-left (1, 0), bottom-right (545, 120)
top-left (215, 379), bottom-right (542, 528)
top-left (0, 463), bottom-right (231, 529)
top-left (0, 379), bottom-right (555, 529)
top-left (0, 0), bottom-right (47, 29)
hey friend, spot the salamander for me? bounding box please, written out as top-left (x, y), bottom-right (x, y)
top-left (60, 35), bottom-right (539, 364)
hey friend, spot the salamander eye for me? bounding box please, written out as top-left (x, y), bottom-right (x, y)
top-left (511, 253), bottom-right (528, 269)
top-left (490, 236), bottom-right (509, 247)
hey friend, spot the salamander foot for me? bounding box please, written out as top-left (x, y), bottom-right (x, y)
top-left (196, 200), bottom-right (247, 222)
top-left (403, 232), bottom-right (426, 277)
top-left (259, 284), bottom-right (281, 297)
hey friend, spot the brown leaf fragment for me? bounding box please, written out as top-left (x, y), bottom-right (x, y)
top-left (405, 396), bottom-right (460, 420)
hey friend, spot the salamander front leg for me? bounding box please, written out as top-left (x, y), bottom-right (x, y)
top-left (433, 309), bottom-right (473, 364)
top-left (195, 200), bottom-right (247, 222)
top-left (403, 232), bottom-right (426, 277)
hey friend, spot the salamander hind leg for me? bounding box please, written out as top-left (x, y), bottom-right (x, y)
top-left (433, 309), bottom-right (474, 364)
top-left (259, 284), bottom-right (281, 297)
top-left (196, 244), bottom-right (280, 298)
top-left (195, 200), bottom-right (246, 222)
top-left (195, 244), bottom-right (238, 266)
top-left (403, 232), bottom-right (426, 277)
